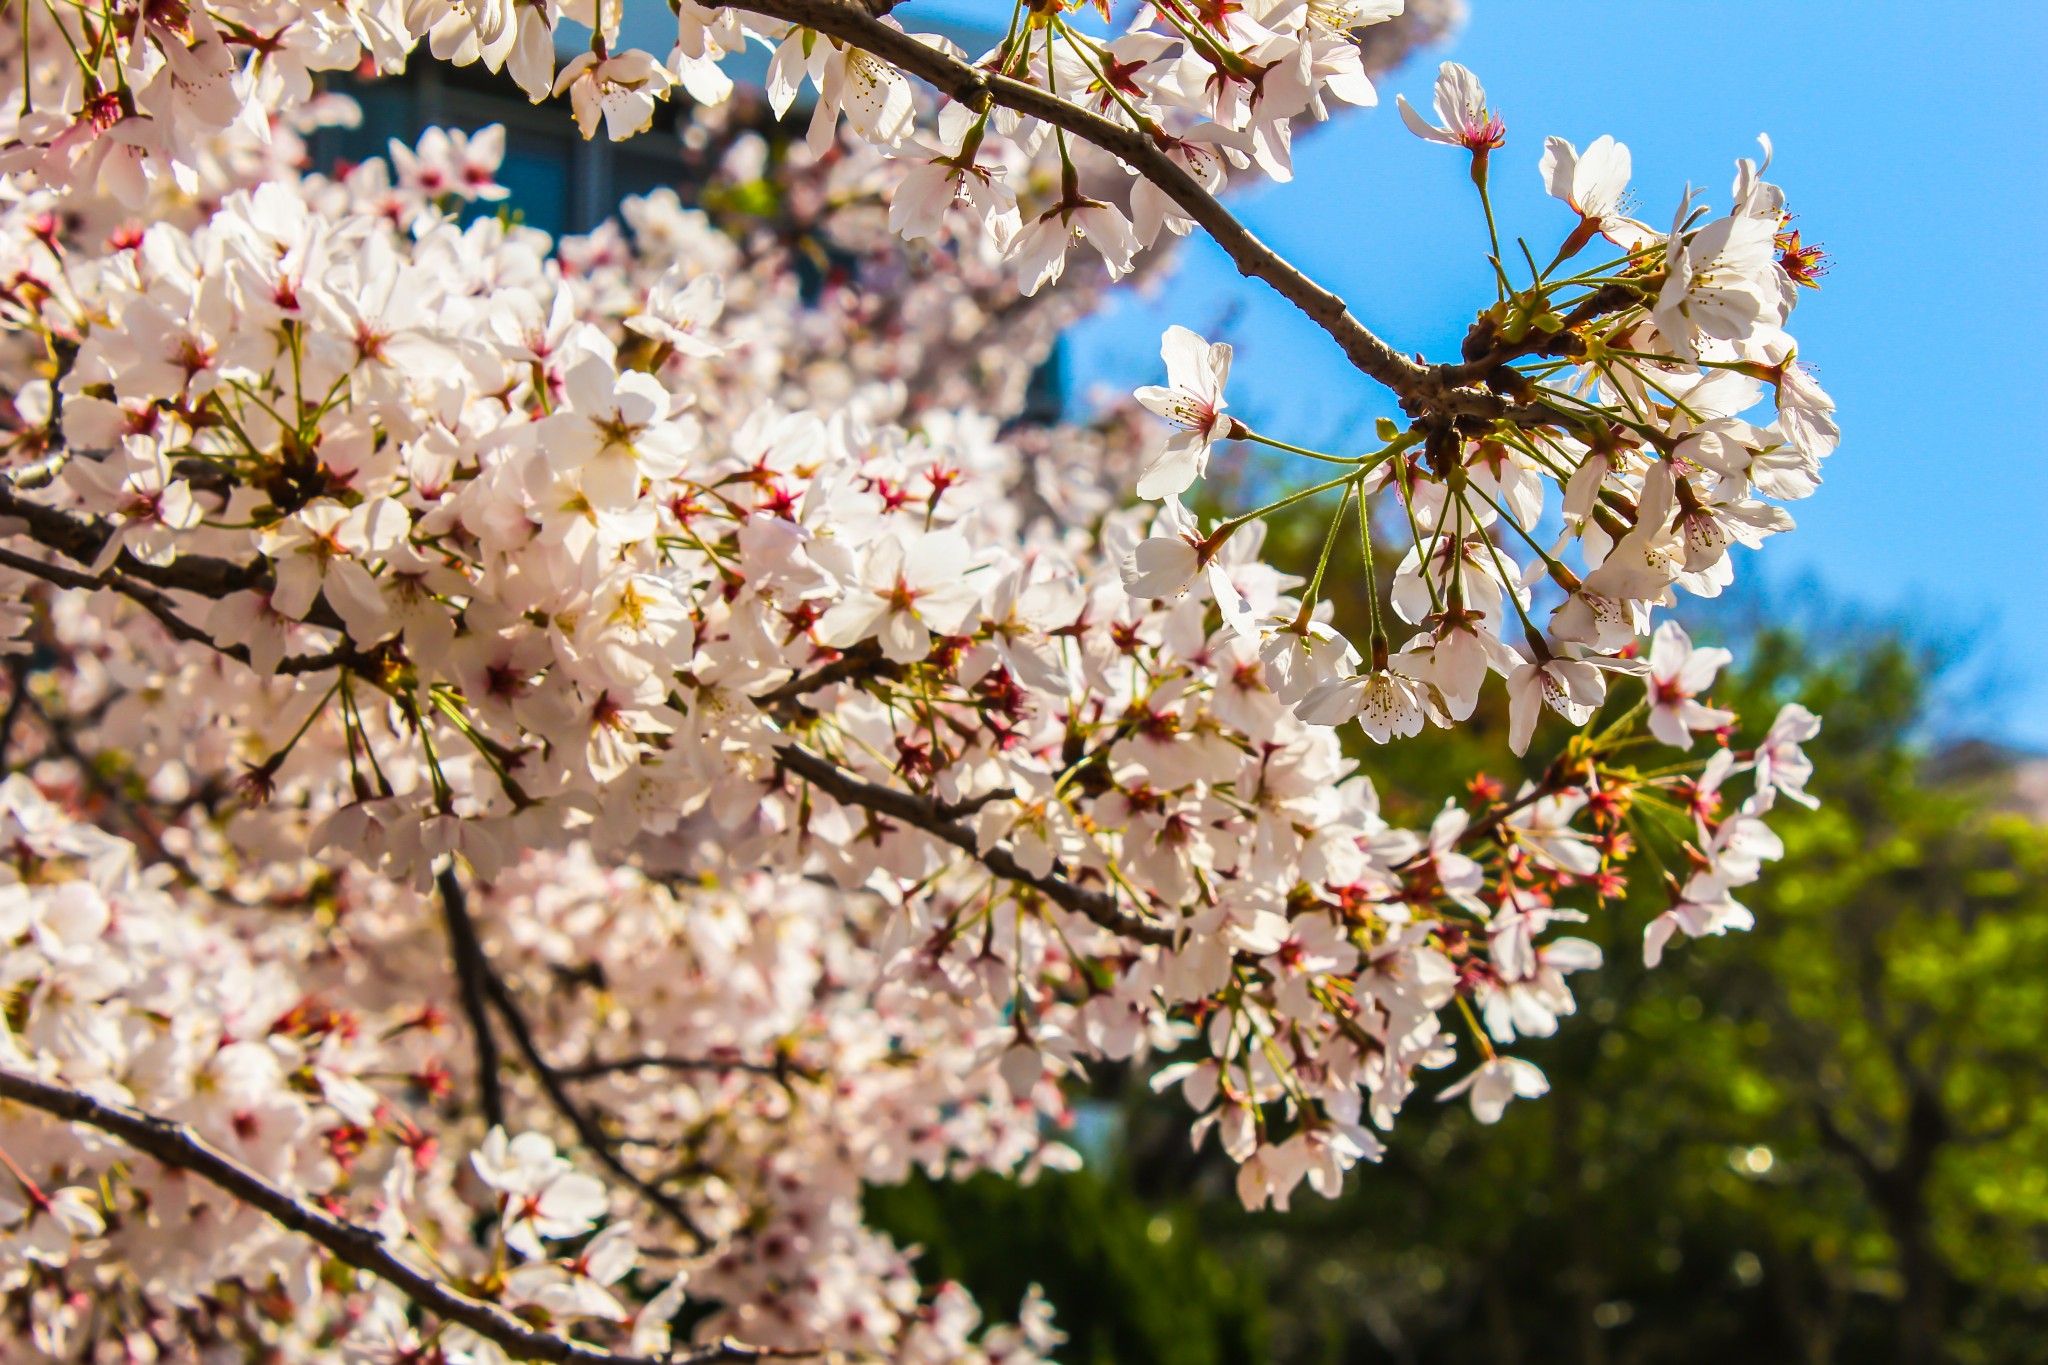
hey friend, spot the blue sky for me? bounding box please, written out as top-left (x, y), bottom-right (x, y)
top-left (1042, 0), bottom-right (2047, 747)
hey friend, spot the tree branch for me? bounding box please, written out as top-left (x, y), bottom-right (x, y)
top-left (0, 1068), bottom-right (789, 1365)
top-left (0, 483), bottom-right (266, 600)
top-left (437, 864), bottom-right (508, 1131)
top-left (752, 642), bottom-right (902, 713)
top-left (773, 741), bottom-right (1175, 946)
top-left (718, 0), bottom-right (1512, 421)
top-left (0, 657), bottom-right (29, 773)
top-left (0, 544), bottom-right (363, 676)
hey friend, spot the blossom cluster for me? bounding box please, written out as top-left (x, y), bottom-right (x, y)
top-left (0, 2), bottom-right (1832, 1361)
top-left (0, 0), bottom-right (1443, 293)
top-left (1127, 68), bottom-right (1836, 774)
top-left (0, 775), bottom-right (1068, 1361)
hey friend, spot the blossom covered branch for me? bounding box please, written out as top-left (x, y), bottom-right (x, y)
top-left (712, 0), bottom-right (1486, 415)
top-left (0, 1068), bottom-right (788, 1365)
top-left (0, 0), bottom-right (1832, 1357)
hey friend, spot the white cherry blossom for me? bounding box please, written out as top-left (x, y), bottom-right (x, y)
top-left (1133, 327), bottom-right (1237, 500)
top-left (1646, 621), bottom-right (1736, 749)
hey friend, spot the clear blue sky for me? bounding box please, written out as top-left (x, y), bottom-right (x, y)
top-left (1045, 0), bottom-right (2047, 747)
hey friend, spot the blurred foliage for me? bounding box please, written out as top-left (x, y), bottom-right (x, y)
top-left (866, 1168), bottom-right (1266, 1365)
top-left (868, 605), bottom-right (2048, 1363)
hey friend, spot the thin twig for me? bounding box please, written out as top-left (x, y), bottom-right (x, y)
top-left (773, 742), bottom-right (1175, 946)
top-left (436, 868), bottom-right (712, 1245)
top-left (437, 864), bottom-right (508, 1131)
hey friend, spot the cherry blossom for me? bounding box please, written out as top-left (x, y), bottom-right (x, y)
top-left (1754, 703), bottom-right (1823, 808)
top-left (1645, 876), bottom-right (1756, 968)
top-left (1397, 62), bottom-right (1507, 153)
top-left (0, 1186), bottom-right (106, 1266)
top-left (1645, 621), bottom-right (1736, 750)
top-left (816, 531), bottom-right (985, 663)
top-left (1010, 200), bottom-right (1142, 297)
top-left (625, 267), bottom-right (726, 357)
top-left (0, 2), bottom-right (1837, 1354)
top-left (1539, 134), bottom-right (1652, 250)
top-left (555, 50), bottom-right (678, 142)
top-left (1438, 1056), bottom-right (1550, 1125)
top-left (473, 1129), bottom-right (612, 1257)
top-left (1133, 326), bottom-right (1238, 499)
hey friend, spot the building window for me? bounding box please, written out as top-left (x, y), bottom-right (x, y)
top-left (316, 59), bottom-right (688, 238)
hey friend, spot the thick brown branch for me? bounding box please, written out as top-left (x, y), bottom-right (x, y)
top-left (0, 483), bottom-right (267, 600)
top-left (774, 742), bottom-right (1175, 946)
top-left (752, 642), bottom-right (902, 713)
top-left (719, 0), bottom-right (1509, 420)
top-left (0, 1069), bottom-right (785, 1365)
top-left (0, 544), bottom-right (362, 676)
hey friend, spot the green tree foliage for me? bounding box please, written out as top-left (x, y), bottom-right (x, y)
top-left (866, 1167), bottom-right (1266, 1365)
